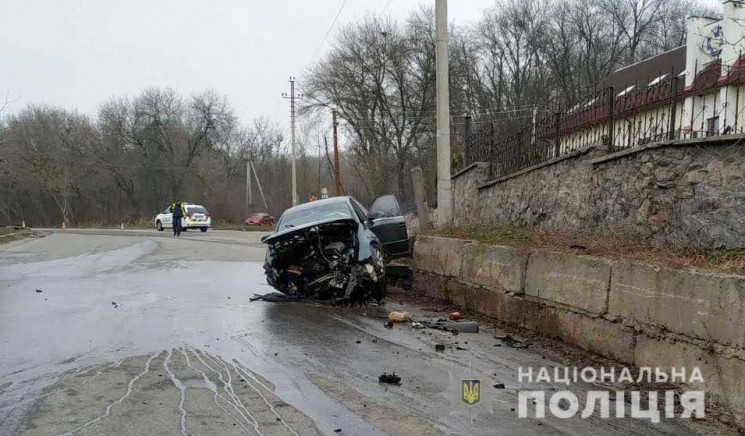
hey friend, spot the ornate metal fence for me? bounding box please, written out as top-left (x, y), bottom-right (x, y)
top-left (463, 56), bottom-right (745, 180)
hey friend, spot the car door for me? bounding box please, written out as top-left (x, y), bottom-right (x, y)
top-left (366, 195), bottom-right (410, 258)
top-left (162, 207), bottom-right (172, 225)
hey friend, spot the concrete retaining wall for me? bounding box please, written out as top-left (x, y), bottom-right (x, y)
top-left (413, 235), bottom-right (745, 427)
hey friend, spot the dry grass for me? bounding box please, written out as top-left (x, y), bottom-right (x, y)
top-left (0, 227), bottom-right (17, 236)
top-left (211, 221), bottom-right (274, 232)
top-left (74, 219), bottom-right (153, 229)
top-left (429, 224), bottom-right (745, 276)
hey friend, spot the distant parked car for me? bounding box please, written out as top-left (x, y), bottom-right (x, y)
top-left (245, 213), bottom-right (275, 226)
top-left (155, 203), bottom-right (211, 232)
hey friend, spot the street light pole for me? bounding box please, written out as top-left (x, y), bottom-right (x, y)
top-left (435, 0), bottom-right (452, 225)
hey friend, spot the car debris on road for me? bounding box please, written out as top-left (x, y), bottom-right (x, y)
top-left (378, 372), bottom-right (401, 385)
top-left (420, 319), bottom-right (479, 334)
top-left (387, 311), bottom-right (410, 323)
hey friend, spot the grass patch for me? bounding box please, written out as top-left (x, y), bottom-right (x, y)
top-left (0, 227), bottom-right (17, 236)
top-left (426, 223), bottom-right (745, 276)
top-left (435, 224), bottom-right (531, 246)
top-left (0, 227), bottom-right (40, 244)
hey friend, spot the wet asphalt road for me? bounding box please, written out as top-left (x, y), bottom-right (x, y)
top-left (0, 229), bottom-right (731, 435)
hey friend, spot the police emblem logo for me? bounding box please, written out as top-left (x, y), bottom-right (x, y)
top-left (703, 25), bottom-right (723, 58)
top-left (461, 379), bottom-right (480, 406)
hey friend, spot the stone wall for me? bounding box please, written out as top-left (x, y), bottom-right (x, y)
top-left (454, 135), bottom-right (745, 248)
top-left (413, 235), bottom-right (745, 428)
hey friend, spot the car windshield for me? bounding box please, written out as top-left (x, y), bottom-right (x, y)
top-left (187, 206), bottom-right (207, 213)
top-left (251, 213), bottom-right (266, 218)
top-left (279, 202), bottom-right (352, 228)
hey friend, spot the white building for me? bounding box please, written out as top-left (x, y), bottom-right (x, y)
top-left (545, 0), bottom-right (745, 154)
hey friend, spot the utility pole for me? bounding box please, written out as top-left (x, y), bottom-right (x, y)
top-left (332, 109), bottom-right (342, 196)
top-left (245, 160), bottom-right (252, 215)
top-left (435, 0), bottom-right (452, 225)
top-left (282, 77), bottom-right (300, 206)
top-left (251, 161), bottom-right (269, 211)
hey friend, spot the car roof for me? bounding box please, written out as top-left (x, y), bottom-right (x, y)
top-left (281, 196), bottom-right (352, 215)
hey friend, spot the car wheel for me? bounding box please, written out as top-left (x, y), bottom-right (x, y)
top-left (200, 227), bottom-right (207, 232)
top-left (156, 220), bottom-right (163, 231)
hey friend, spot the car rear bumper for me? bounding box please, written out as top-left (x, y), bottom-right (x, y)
top-left (184, 221), bottom-right (210, 228)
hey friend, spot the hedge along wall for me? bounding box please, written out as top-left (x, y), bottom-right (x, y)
top-left (453, 135), bottom-right (745, 249)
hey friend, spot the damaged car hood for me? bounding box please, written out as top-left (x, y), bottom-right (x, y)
top-left (262, 217), bottom-right (358, 245)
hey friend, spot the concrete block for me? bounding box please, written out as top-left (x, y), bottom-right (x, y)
top-left (634, 335), bottom-right (745, 427)
top-left (525, 251), bottom-right (612, 315)
top-left (536, 307), bottom-right (635, 364)
top-left (412, 236), bottom-right (464, 277)
top-left (412, 271), bottom-right (447, 301)
top-left (460, 243), bottom-right (527, 293)
top-left (610, 262), bottom-right (745, 348)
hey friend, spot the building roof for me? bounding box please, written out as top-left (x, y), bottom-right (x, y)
top-left (602, 46), bottom-right (686, 91)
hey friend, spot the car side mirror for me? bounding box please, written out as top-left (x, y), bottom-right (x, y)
top-left (260, 235), bottom-right (270, 243)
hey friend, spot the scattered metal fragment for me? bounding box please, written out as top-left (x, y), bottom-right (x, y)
top-left (378, 372), bottom-right (401, 385)
top-left (384, 321), bottom-right (394, 329)
top-left (35, 289), bottom-right (42, 293)
top-left (435, 344), bottom-right (445, 352)
top-left (493, 383), bottom-right (505, 389)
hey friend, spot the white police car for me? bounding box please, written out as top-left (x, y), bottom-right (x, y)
top-left (155, 203), bottom-right (211, 232)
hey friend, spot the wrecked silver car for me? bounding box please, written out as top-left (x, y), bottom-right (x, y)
top-left (261, 195), bottom-right (409, 302)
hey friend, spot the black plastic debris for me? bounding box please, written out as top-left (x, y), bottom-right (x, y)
top-left (250, 292), bottom-right (301, 303)
top-left (378, 372), bottom-right (401, 385)
top-left (334, 429), bottom-right (342, 433)
top-left (435, 344), bottom-right (445, 352)
top-left (421, 319), bottom-right (479, 334)
top-left (493, 383), bottom-right (505, 389)
top-left (35, 289), bottom-right (42, 293)
top-left (384, 321), bottom-right (394, 329)
top-left (111, 301), bottom-right (118, 309)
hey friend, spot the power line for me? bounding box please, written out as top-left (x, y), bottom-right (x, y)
top-left (308, 0), bottom-right (349, 64)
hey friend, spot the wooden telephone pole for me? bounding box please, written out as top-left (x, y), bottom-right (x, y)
top-left (332, 109), bottom-right (342, 196)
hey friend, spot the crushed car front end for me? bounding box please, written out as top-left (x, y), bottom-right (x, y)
top-left (262, 216), bottom-right (384, 302)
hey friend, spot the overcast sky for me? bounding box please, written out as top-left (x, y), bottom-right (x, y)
top-left (1, 0), bottom-right (724, 128)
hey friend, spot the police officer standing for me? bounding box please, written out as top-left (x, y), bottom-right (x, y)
top-left (171, 200), bottom-right (186, 236)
